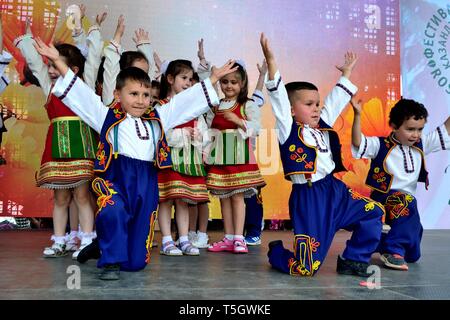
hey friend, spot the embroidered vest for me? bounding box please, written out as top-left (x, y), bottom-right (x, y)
top-left (205, 101), bottom-right (254, 165)
top-left (279, 118), bottom-right (346, 180)
top-left (366, 134), bottom-right (429, 193)
top-left (94, 102), bottom-right (172, 172)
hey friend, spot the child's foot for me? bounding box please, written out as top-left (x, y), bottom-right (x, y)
top-left (179, 241), bottom-right (200, 256)
top-left (207, 238), bottom-right (234, 252)
top-left (380, 253), bottom-right (409, 271)
top-left (160, 240), bottom-right (183, 256)
top-left (192, 233), bottom-right (209, 249)
top-left (99, 264), bottom-right (120, 280)
top-left (245, 235), bottom-right (262, 246)
top-left (43, 242), bottom-right (68, 258)
top-left (336, 255), bottom-right (371, 277)
top-left (188, 231), bottom-right (197, 243)
top-left (233, 239), bottom-right (248, 254)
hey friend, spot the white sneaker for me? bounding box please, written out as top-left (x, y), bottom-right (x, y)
top-left (188, 231), bottom-right (197, 242)
top-left (192, 234), bottom-right (209, 249)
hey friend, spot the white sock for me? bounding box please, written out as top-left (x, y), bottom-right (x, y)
top-left (69, 230), bottom-right (78, 239)
top-left (234, 235), bottom-right (244, 241)
top-left (52, 235), bottom-right (66, 245)
top-left (179, 235), bottom-right (189, 243)
top-left (225, 234), bottom-right (234, 241)
top-left (162, 235), bottom-right (174, 245)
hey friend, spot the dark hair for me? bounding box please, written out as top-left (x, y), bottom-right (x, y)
top-left (285, 81), bottom-right (318, 105)
top-left (389, 98), bottom-right (428, 129)
top-left (119, 51), bottom-right (149, 70)
top-left (21, 63), bottom-right (41, 87)
top-left (55, 43), bottom-right (85, 78)
top-left (151, 80), bottom-right (160, 89)
top-left (116, 67), bottom-right (151, 90)
top-left (192, 72), bottom-right (200, 84)
top-left (96, 56), bottom-right (106, 86)
top-left (159, 59), bottom-right (194, 99)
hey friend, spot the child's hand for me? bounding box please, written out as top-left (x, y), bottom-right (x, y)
top-left (197, 38), bottom-right (206, 63)
top-left (336, 51), bottom-right (358, 79)
top-left (113, 15), bottom-right (125, 44)
top-left (95, 12), bottom-right (107, 27)
top-left (257, 60), bottom-right (268, 76)
top-left (210, 60), bottom-right (238, 85)
top-left (223, 111), bottom-right (243, 127)
top-left (25, 17), bottom-right (32, 35)
top-left (260, 33), bottom-right (275, 65)
top-left (192, 127), bottom-right (202, 141)
top-left (33, 37), bottom-right (60, 62)
top-left (350, 97), bottom-right (363, 116)
top-left (79, 4), bottom-right (86, 20)
top-left (133, 28), bottom-right (150, 45)
top-left (153, 52), bottom-right (162, 72)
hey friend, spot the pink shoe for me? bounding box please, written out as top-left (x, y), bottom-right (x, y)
top-left (207, 238), bottom-right (234, 252)
top-left (233, 239), bottom-right (248, 254)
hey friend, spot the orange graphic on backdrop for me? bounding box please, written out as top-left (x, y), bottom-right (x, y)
top-left (334, 98), bottom-right (397, 197)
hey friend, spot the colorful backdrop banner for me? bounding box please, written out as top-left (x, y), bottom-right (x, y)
top-left (0, 0), bottom-right (411, 223)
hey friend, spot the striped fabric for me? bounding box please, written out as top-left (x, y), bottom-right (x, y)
top-left (171, 144), bottom-right (206, 177)
top-left (51, 117), bottom-right (96, 159)
top-left (205, 130), bottom-right (251, 165)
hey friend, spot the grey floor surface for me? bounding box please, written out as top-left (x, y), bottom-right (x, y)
top-left (1, 229), bottom-right (450, 300)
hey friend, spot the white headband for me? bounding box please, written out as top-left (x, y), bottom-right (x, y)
top-left (236, 59), bottom-right (246, 71)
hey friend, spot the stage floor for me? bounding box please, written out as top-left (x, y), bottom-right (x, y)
top-left (1, 229), bottom-right (449, 300)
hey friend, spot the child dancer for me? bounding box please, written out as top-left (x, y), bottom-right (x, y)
top-left (14, 12), bottom-right (104, 259)
top-left (351, 98), bottom-right (450, 270)
top-left (157, 60), bottom-right (210, 256)
top-left (205, 60), bottom-right (266, 254)
top-left (260, 33), bottom-right (384, 277)
top-left (34, 36), bottom-right (237, 279)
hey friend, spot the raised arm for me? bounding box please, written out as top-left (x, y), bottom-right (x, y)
top-left (252, 60), bottom-right (267, 107)
top-left (260, 32), bottom-right (292, 144)
top-left (196, 38), bottom-right (212, 81)
top-left (157, 60), bottom-right (238, 130)
top-left (83, 10), bottom-right (107, 90)
top-left (14, 18), bottom-right (52, 96)
top-left (321, 52), bottom-right (358, 126)
top-left (351, 98), bottom-right (363, 148)
top-left (102, 15), bottom-right (124, 105)
top-left (133, 28), bottom-right (154, 78)
top-left (33, 37), bottom-right (107, 132)
top-left (422, 116), bottom-right (450, 154)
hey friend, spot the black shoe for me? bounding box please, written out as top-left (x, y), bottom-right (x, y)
top-left (336, 255), bottom-right (371, 277)
top-left (99, 264), bottom-right (120, 281)
top-left (267, 240), bottom-right (283, 257)
top-left (77, 238), bottom-right (100, 263)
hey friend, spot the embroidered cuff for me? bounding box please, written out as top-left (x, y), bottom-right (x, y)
top-left (109, 40), bottom-right (121, 55)
top-left (265, 70), bottom-right (282, 92)
top-left (136, 40), bottom-right (151, 47)
top-left (87, 25), bottom-right (100, 36)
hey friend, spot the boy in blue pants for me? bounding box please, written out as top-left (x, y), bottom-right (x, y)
top-left (351, 98), bottom-right (450, 270)
top-left (34, 37), bottom-right (237, 280)
top-left (260, 33), bottom-right (384, 277)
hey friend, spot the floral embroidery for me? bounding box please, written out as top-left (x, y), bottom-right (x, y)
top-left (385, 192), bottom-right (413, 219)
top-left (349, 189), bottom-right (384, 212)
top-left (372, 167), bottom-right (388, 191)
top-left (96, 142), bottom-right (106, 167)
top-left (113, 107), bottom-right (123, 119)
top-left (91, 178), bottom-right (118, 215)
top-left (288, 234), bottom-right (321, 276)
top-left (288, 144), bottom-right (313, 169)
